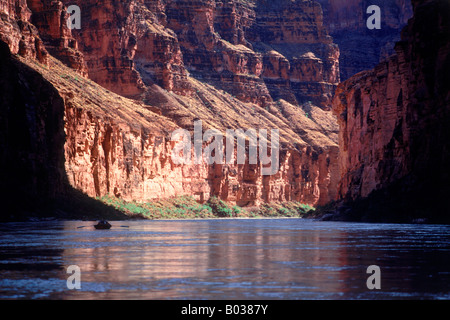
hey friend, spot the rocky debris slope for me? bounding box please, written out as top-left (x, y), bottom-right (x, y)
top-left (332, 0), bottom-right (450, 222)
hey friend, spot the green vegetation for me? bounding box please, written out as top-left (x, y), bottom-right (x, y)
top-left (256, 202), bottom-right (315, 217)
top-left (96, 194), bottom-right (315, 220)
top-left (96, 194), bottom-right (214, 219)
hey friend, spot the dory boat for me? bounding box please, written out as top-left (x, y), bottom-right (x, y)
top-left (94, 220), bottom-right (112, 230)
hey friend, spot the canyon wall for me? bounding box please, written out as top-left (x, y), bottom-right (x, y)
top-left (248, 0), bottom-right (340, 109)
top-left (57, 0), bottom-right (340, 109)
top-left (332, 0), bottom-right (450, 222)
top-left (5, 48), bottom-right (339, 209)
top-left (58, 65), bottom-right (339, 207)
top-left (53, 0), bottom-right (342, 206)
top-left (1, 0), bottom-right (341, 217)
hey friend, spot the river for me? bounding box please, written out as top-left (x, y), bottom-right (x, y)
top-left (0, 219), bottom-right (449, 300)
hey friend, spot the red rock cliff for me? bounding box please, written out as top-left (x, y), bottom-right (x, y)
top-left (0, 0), bottom-right (341, 216)
top-left (58, 0), bottom-right (340, 109)
top-left (55, 0), bottom-right (340, 206)
top-left (248, 0), bottom-right (340, 109)
top-left (0, 0), bottom-right (48, 63)
top-left (9, 52), bottom-right (337, 208)
top-left (332, 0), bottom-right (450, 222)
top-left (26, 0), bottom-right (88, 76)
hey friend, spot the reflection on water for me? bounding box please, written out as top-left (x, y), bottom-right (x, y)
top-left (0, 219), bottom-right (449, 299)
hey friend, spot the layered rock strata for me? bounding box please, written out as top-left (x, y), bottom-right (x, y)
top-left (0, 0), bottom-right (341, 216)
top-left (58, 0), bottom-right (340, 109)
top-left (0, 0), bottom-right (48, 63)
top-left (26, 0), bottom-right (88, 76)
top-left (59, 0), bottom-right (192, 98)
top-left (248, 0), bottom-right (340, 109)
top-left (8, 51), bottom-right (338, 207)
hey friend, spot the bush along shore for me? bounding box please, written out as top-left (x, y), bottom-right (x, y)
top-left (95, 195), bottom-right (316, 220)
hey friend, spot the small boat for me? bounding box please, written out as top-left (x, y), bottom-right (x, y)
top-left (94, 220), bottom-right (112, 230)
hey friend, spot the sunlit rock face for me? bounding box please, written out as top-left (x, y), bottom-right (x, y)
top-left (53, 0), bottom-right (341, 206)
top-left (50, 0), bottom-right (192, 98)
top-left (0, 0), bottom-right (343, 213)
top-left (0, 0), bottom-right (88, 75)
top-left (26, 0), bottom-right (88, 76)
top-left (332, 0), bottom-right (450, 221)
top-left (0, 0), bottom-right (48, 63)
top-left (55, 0), bottom-right (340, 109)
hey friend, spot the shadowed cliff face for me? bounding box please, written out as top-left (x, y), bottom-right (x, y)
top-left (0, 40), bottom-right (65, 211)
top-left (0, 39), bottom-right (124, 220)
top-left (332, 0), bottom-right (450, 222)
top-left (318, 0), bottom-right (413, 80)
